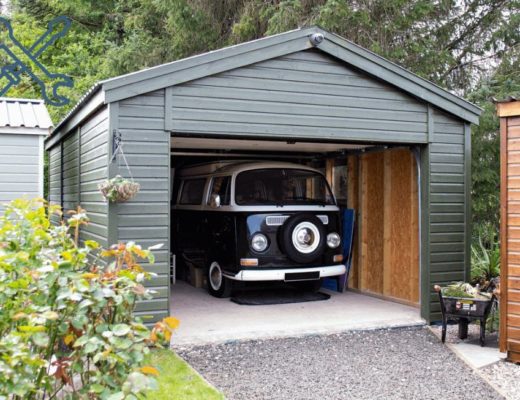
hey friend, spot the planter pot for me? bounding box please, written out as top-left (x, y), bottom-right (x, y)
top-left (98, 176), bottom-right (140, 203)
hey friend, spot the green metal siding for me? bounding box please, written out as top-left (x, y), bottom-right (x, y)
top-left (48, 144), bottom-right (61, 225)
top-left (48, 108), bottom-right (109, 243)
top-left (428, 109), bottom-right (468, 321)
top-left (62, 130), bottom-right (79, 213)
top-left (168, 50), bottom-right (429, 144)
top-left (78, 107), bottom-right (109, 247)
top-left (115, 90), bottom-right (170, 324)
top-left (0, 134), bottom-right (42, 213)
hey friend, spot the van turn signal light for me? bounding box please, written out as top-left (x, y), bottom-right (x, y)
top-left (240, 258), bottom-right (259, 267)
top-left (333, 254), bottom-right (344, 263)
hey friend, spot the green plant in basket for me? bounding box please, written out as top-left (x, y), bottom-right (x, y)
top-left (441, 282), bottom-right (492, 300)
top-left (98, 175), bottom-right (140, 203)
top-left (0, 198), bottom-right (177, 399)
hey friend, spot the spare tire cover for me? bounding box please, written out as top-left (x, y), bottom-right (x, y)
top-left (280, 214), bottom-right (326, 264)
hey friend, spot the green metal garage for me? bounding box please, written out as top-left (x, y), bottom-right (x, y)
top-left (45, 27), bottom-right (482, 323)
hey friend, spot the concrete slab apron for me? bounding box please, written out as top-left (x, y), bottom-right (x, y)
top-left (170, 281), bottom-right (425, 346)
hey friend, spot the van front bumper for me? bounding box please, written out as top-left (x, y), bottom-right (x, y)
top-left (224, 264), bottom-right (346, 282)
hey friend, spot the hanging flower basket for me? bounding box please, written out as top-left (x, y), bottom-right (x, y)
top-left (98, 175), bottom-right (140, 203)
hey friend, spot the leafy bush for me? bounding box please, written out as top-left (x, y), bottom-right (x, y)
top-left (471, 236), bottom-right (500, 288)
top-left (0, 198), bottom-right (177, 399)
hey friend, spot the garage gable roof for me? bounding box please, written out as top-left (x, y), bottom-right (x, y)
top-left (100, 26), bottom-right (481, 124)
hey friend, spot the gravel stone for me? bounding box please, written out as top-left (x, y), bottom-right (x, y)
top-left (431, 322), bottom-right (499, 345)
top-left (175, 327), bottom-right (503, 400)
top-left (482, 361), bottom-right (520, 400)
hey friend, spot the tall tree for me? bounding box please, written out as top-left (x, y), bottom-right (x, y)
top-left (4, 0), bottom-right (520, 237)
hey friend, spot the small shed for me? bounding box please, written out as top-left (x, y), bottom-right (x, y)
top-left (0, 98), bottom-right (51, 212)
top-left (498, 97), bottom-right (520, 363)
top-left (45, 27), bottom-right (482, 324)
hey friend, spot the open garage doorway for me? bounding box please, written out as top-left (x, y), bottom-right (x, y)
top-left (168, 135), bottom-right (423, 344)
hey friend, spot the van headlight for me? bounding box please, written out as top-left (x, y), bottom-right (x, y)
top-left (327, 233), bottom-right (341, 248)
top-left (251, 233), bottom-right (269, 252)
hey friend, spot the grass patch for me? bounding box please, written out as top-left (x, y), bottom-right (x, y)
top-left (145, 349), bottom-right (225, 400)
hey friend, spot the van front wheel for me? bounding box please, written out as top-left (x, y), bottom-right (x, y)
top-left (207, 261), bottom-right (233, 298)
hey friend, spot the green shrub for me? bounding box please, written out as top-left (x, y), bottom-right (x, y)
top-left (471, 236), bottom-right (500, 288)
top-left (0, 198), bottom-right (177, 399)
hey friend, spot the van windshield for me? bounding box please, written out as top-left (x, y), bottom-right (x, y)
top-left (235, 168), bottom-right (335, 206)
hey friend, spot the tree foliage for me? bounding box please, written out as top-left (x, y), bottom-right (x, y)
top-left (3, 0), bottom-right (520, 236)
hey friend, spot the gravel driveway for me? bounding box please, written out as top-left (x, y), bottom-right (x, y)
top-left (176, 327), bottom-right (503, 400)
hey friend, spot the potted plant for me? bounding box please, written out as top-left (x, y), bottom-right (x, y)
top-left (98, 175), bottom-right (140, 203)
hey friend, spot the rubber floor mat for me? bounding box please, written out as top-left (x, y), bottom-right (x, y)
top-left (231, 289), bottom-right (330, 305)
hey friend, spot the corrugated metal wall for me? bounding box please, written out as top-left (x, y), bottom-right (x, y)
top-left (0, 133), bottom-right (42, 213)
top-left (169, 50), bottom-right (429, 144)
top-left (116, 90), bottom-right (170, 324)
top-left (428, 109), bottom-right (468, 321)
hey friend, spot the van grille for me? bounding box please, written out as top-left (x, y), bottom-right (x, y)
top-left (265, 215), bottom-right (289, 226)
top-left (265, 215), bottom-right (329, 226)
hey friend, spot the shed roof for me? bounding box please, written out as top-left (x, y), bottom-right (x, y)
top-left (0, 97), bottom-right (52, 135)
top-left (50, 26), bottom-right (482, 141)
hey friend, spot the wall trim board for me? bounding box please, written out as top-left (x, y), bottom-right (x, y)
top-left (500, 116), bottom-right (508, 353)
top-left (464, 123), bottom-right (472, 282)
top-left (107, 102), bottom-right (119, 247)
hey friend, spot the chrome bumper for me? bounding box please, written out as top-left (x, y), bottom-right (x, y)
top-left (224, 264), bottom-right (346, 282)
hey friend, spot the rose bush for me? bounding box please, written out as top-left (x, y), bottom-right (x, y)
top-left (0, 198), bottom-right (178, 399)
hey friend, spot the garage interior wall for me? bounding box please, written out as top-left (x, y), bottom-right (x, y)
top-left (344, 148), bottom-right (420, 306)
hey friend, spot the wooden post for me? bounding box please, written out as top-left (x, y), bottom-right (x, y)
top-left (347, 155), bottom-right (359, 289)
top-left (383, 151), bottom-right (392, 297)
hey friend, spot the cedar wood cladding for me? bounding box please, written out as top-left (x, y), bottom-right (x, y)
top-left (45, 27), bottom-right (480, 323)
top-left (498, 100), bottom-right (520, 363)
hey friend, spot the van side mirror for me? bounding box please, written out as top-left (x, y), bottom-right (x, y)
top-left (209, 194), bottom-right (221, 208)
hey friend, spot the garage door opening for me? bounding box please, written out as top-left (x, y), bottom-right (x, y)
top-left (168, 135), bottom-right (423, 344)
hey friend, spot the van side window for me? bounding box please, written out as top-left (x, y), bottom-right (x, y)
top-left (179, 178), bottom-right (206, 205)
top-left (209, 176), bottom-right (231, 205)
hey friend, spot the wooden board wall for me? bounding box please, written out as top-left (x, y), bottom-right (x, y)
top-left (499, 101), bottom-right (520, 363)
top-left (346, 148), bottom-right (419, 305)
top-left (359, 152), bottom-right (385, 294)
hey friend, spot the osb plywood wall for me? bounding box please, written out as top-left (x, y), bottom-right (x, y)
top-left (499, 100), bottom-right (520, 364)
top-left (345, 148), bottom-right (419, 305)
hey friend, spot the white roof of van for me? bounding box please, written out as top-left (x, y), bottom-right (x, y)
top-left (178, 161), bottom-right (322, 178)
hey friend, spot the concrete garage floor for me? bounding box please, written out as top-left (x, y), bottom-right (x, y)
top-left (170, 281), bottom-right (425, 346)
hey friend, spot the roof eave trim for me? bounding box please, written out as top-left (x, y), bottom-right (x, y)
top-left (45, 87), bottom-right (105, 150)
top-left (102, 26), bottom-right (480, 124)
top-left (0, 126), bottom-right (49, 135)
top-left (101, 26), bottom-right (312, 92)
top-left (321, 28), bottom-right (481, 122)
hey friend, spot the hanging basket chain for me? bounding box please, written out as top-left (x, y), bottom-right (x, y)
top-left (109, 141), bottom-right (134, 182)
top-left (99, 137), bottom-right (140, 203)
